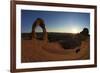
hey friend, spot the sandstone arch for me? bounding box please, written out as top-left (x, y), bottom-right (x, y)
top-left (32, 18), bottom-right (48, 41)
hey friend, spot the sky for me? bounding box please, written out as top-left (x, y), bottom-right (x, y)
top-left (21, 10), bottom-right (90, 33)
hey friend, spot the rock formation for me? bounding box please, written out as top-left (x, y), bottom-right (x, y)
top-left (21, 20), bottom-right (90, 62)
top-left (32, 18), bottom-right (48, 42)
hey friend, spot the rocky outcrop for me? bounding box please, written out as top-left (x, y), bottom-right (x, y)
top-left (32, 18), bottom-right (48, 42)
top-left (21, 19), bottom-right (90, 62)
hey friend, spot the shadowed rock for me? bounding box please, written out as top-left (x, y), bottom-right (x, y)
top-left (21, 21), bottom-right (90, 62)
top-left (32, 18), bottom-right (48, 42)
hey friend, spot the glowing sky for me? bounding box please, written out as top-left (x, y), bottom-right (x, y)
top-left (21, 10), bottom-right (90, 33)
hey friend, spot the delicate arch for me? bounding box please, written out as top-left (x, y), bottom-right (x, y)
top-left (32, 18), bottom-right (48, 41)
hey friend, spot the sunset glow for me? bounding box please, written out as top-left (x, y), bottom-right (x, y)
top-left (21, 10), bottom-right (90, 33)
top-left (71, 28), bottom-right (79, 33)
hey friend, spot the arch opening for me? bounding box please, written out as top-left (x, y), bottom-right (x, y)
top-left (32, 18), bottom-right (48, 41)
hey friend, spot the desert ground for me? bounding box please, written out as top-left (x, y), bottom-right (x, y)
top-left (21, 33), bottom-right (90, 62)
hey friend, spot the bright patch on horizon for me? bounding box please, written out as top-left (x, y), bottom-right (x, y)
top-left (71, 28), bottom-right (79, 33)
